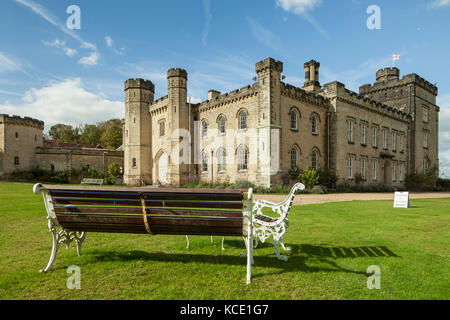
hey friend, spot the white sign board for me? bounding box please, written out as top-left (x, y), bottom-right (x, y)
top-left (394, 192), bottom-right (410, 208)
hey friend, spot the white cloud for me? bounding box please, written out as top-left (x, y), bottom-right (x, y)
top-left (79, 51), bottom-right (100, 66)
top-left (275, 0), bottom-right (328, 39)
top-left (429, 0), bottom-right (450, 8)
top-left (105, 36), bottom-right (114, 48)
top-left (0, 79), bottom-right (123, 130)
top-left (0, 52), bottom-right (22, 73)
top-left (202, 0), bottom-right (212, 46)
top-left (276, 0), bottom-right (322, 14)
top-left (247, 17), bottom-right (284, 53)
top-left (43, 39), bottom-right (77, 57)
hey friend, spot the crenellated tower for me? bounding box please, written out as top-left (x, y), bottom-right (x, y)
top-left (166, 68), bottom-right (191, 185)
top-left (255, 58), bottom-right (284, 187)
top-left (123, 78), bottom-right (154, 185)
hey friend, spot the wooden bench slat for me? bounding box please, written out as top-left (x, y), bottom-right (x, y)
top-left (56, 213), bottom-right (242, 228)
top-left (52, 198), bottom-right (243, 210)
top-left (49, 190), bottom-right (243, 201)
top-left (54, 206), bottom-right (243, 217)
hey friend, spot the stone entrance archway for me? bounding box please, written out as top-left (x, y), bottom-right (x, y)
top-left (156, 152), bottom-right (168, 185)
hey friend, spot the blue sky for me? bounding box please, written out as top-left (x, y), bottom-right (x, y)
top-left (0, 0), bottom-right (449, 175)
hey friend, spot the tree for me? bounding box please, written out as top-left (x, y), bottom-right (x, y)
top-left (48, 124), bottom-right (80, 143)
top-left (79, 124), bottom-right (102, 146)
top-left (99, 119), bottom-right (123, 150)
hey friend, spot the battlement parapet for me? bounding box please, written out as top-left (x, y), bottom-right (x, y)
top-left (304, 60), bottom-right (320, 68)
top-left (359, 72), bottom-right (438, 96)
top-left (125, 78), bottom-right (155, 92)
top-left (199, 85), bottom-right (257, 110)
top-left (281, 82), bottom-right (329, 108)
top-left (0, 114), bottom-right (44, 129)
top-left (167, 68), bottom-right (188, 79)
top-left (255, 57), bottom-right (283, 73)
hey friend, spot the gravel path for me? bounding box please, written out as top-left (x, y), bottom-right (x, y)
top-left (253, 192), bottom-right (450, 205)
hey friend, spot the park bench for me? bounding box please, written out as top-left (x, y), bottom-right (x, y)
top-left (33, 184), bottom-right (254, 284)
top-left (80, 178), bottom-right (104, 185)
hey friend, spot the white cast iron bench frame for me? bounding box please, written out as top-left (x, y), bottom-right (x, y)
top-left (187, 183), bottom-right (305, 261)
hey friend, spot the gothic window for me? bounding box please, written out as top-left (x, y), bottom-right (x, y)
top-left (311, 150), bottom-right (318, 171)
top-left (202, 152), bottom-right (208, 172)
top-left (14, 156), bottom-right (19, 165)
top-left (423, 107), bottom-right (429, 123)
top-left (290, 110), bottom-right (298, 131)
top-left (422, 158), bottom-right (430, 174)
top-left (238, 146), bottom-right (248, 171)
top-left (383, 129), bottom-right (388, 149)
top-left (132, 158), bottom-right (137, 169)
top-left (202, 121), bottom-right (208, 138)
top-left (290, 148), bottom-right (298, 169)
top-left (312, 116), bottom-right (318, 135)
top-left (423, 132), bottom-right (429, 149)
top-left (218, 116), bottom-right (226, 134)
top-left (392, 131), bottom-right (397, 151)
top-left (239, 111), bottom-right (247, 130)
top-left (218, 149), bottom-right (226, 172)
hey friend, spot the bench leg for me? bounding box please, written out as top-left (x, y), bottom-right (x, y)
top-left (40, 222), bottom-right (60, 273)
top-left (221, 237), bottom-right (225, 251)
top-left (185, 235), bottom-right (190, 249)
top-left (273, 238), bottom-right (288, 262)
top-left (244, 235), bottom-right (253, 285)
top-left (75, 232), bottom-right (87, 256)
top-left (279, 236), bottom-right (291, 252)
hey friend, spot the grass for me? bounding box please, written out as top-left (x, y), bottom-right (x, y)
top-left (0, 182), bottom-right (449, 300)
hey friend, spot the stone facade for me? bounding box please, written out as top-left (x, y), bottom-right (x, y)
top-left (0, 114), bottom-right (124, 177)
top-left (124, 57), bottom-right (440, 187)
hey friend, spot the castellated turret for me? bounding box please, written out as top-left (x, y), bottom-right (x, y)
top-left (376, 67), bottom-right (400, 83)
top-left (123, 78), bottom-right (154, 185)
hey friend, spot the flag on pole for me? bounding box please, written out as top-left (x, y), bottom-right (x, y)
top-left (393, 54), bottom-right (400, 67)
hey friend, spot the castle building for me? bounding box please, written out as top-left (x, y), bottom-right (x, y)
top-left (0, 114), bottom-right (124, 177)
top-left (124, 57), bottom-right (439, 187)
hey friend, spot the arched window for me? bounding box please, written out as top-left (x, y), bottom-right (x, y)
top-left (14, 156), bottom-right (19, 165)
top-left (290, 111), bottom-right (298, 131)
top-left (311, 151), bottom-right (318, 170)
top-left (202, 152), bottom-right (208, 172)
top-left (132, 158), bottom-right (137, 169)
top-left (202, 121), bottom-right (208, 138)
top-left (218, 149), bottom-right (226, 172)
top-left (422, 157), bottom-right (430, 174)
top-left (218, 116), bottom-right (226, 134)
top-left (238, 146), bottom-right (248, 171)
top-left (290, 148), bottom-right (298, 169)
top-left (312, 116), bottom-right (318, 135)
top-left (239, 111), bottom-right (247, 130)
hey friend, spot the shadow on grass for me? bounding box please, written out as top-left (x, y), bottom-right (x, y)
top-left (85, 247), bottom-right (369, 279)
top-left (300, 244), bottom-right (400, 259)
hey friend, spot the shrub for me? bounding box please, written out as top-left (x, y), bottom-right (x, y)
top-left (300, 167), bottom-right (319, 190)
top-left (282, 167), bottom-right (303, 186)
top-left (405, 167), bottom-right (437, 191)
top-left (317, 168), bottom-right (338, 189)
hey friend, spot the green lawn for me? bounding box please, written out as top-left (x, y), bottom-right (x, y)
top-left (0, 182), bottom-right (448, 300)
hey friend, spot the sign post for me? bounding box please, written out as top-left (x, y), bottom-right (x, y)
top-left (394, 192), bottom-right (410, 208)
